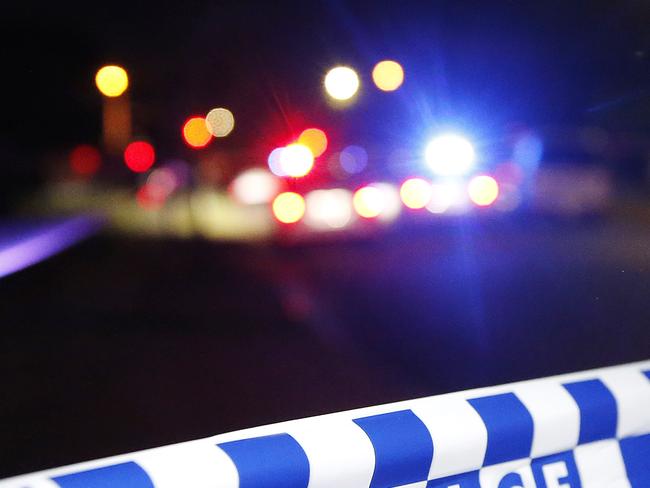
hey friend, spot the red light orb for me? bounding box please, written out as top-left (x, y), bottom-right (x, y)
top-left (124, 141), bottom-right (155, 173)
top-left (136, 183), bottom-right (167, 210)
top-left (69, 144), bottom-right (101, 176)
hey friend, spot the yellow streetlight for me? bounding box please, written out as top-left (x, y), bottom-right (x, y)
top-left (372, 60), bottom-right (404, 91)
top-left (95, 65), bottom-right (129, 97)
top-left (324, 66), bottom-right (360, 101)
top-left (95, 65), bottom-right (131, 153)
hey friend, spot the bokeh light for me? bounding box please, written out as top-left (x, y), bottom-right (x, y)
top-left (427, 181), bottom-right (465, 214)
top-left (494, 182), bottom-right (521, 212)
top-left (231, 168), bottom-right (280, 205)
top-left (69, 145), bottom-right (101, 176)
top-left (324, 66), bottom-right (360, 101)
top-left (95, 65), bottom-right (129, 97)
top-left (353, 186), bottom-right (384, 219)
top-left (512, 132), bottom-right (543, 171)
top-left (279, 143), bottom-right (314, 178)
top-left (494, 161), bottom-right (524, 185)
top-left (373, 183), bottom-right (402, 222)
top-left (197, 154), bottom-right (226, 186)
top-left (327, 153), bottom-right (346, 179)
top-left (182, 116), bottom-right (212, 148)
top-left (468, 175), bottom-right (499, 207)
top-left (124, 141), bottom-right (155, 173)
top-left (425, 134), bottom-right (476, 176)
top-left (400, 178), bottom-right (432, 209)
top-left (147, 167), bottom-right (178, 196)
top-left (136, 183), bottom-right (167, 210)
top-left (267, 147), bottom-right (286, 176)
top-left (372, 60), bottom-right (404, 91)
top-left (161, 159), bottom-right (191, 188)
top-left (205, 108), bottom-right (235, 137)
top-left (305, 189), bottom-right (353, 229)
top-left (340, 145), bottom-right (368, 174)
top-left (298, 128), bottom-right (328, 157)
top-left (272, 192), bottom-right (306, 224)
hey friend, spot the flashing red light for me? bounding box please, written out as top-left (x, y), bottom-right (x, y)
top-left (69, 144), bottom-right (101, 176)
top-left (124, 141), bottom-right (155, 173)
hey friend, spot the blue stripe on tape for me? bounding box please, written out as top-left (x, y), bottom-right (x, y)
top-left (562, 379), bottom-right (617, 444)
top-left (52, 462), bottom-right (153, 488)
top-left (427, 470), bottom-right (480, 487)
top-left (498, 473), bottom-right (527, 487)
top-left (619, 433), bottom-right (650, 487)
top-left (218, 433), bottom-right (309, 488)
top-left (644, 370), bottom-right (650, 381)
top-left (531, 451), bottom-right (581, 488)
top-left (467, 392), bottom-right (534, 466)
top-left (354, 409), bottom-right (433, 488)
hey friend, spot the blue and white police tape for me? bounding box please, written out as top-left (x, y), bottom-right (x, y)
top-left (3, 360), bottom-right (650, 487)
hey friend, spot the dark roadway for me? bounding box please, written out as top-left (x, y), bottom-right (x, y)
top-left (2, 217), bottom-right (650, 477)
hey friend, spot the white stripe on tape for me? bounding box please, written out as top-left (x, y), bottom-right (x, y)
top-left (514, 379), bottom-right (580, 458)
top-left (132, 439), bottom-right (238, 488)
top-left (601, 368), bottom-right (650, 439)
top-left (573, 439), bottom-right (631, 488)
top-left (286, 415), bottom-right (375, 488)
top-left (412, 395), bottom-right (488, 479)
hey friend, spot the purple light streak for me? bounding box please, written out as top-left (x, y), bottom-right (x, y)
top-left (0, 216), bottom-right (103, 279)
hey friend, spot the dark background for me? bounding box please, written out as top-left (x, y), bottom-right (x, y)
top-left (3, 1), bottom-right (650, 207)
top-left (2, 0), bottom-right (650, 479)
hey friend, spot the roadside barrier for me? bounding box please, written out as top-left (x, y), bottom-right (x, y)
top-left (3, 360), bottom-right (649, 487)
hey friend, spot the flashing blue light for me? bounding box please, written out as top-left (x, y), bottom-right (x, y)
top-left (425, 134), bottom-right (476, 176)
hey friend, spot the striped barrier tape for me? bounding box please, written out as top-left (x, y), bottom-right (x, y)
top-left (3, 360), bottom-right (650, 487)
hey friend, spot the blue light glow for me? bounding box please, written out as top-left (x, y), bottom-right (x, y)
top-left (425, 134), bottom-right (476, 176)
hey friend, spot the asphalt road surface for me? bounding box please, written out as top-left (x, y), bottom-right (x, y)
top-left (2, 216), bottom-right (650, 477)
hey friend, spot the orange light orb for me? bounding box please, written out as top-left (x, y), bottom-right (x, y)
top-left (182, 116), bottom-right (212, 148)
top-left (298, 128), bottom-right (328, 157)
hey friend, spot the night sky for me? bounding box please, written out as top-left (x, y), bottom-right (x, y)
top-left (2, 0), bottom-right (650, 206)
